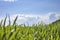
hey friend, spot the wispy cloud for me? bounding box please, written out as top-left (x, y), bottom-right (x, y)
top-left (0, 0), bottom-right (18, 2)
top-left (0, 12), bottom-right (60, 26)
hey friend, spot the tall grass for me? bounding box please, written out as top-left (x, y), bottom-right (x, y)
top-left (2, 16), bottom-right (7, 40)
top-left (0, 16), bottom-right (60, 40)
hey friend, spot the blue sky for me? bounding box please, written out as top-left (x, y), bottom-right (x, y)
top-left (0, 0), bottom-right (60, 25)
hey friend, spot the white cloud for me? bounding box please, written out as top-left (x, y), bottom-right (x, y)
top-left (49, 12), bottom-right (60, 23)
top-left (0, 0), bottom-right (18, 2)
top-left (0, 12), bottom-right (60, 26)
top-left (55, 13), bottom-right (60, 19)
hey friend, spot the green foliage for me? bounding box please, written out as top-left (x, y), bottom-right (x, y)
top-left (0, 16), bottom-right (60, 40)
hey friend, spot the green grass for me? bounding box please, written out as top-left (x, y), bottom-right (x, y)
top-left (0, 16), bottom-right (60, 40)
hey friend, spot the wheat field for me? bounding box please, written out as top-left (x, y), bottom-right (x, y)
top-left (0, 16), bottom-right (60, 40)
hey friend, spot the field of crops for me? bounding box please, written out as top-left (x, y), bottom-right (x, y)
top-left (0, 16), bottom-right (60, 40)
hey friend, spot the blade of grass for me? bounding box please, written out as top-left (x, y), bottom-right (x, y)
top-left (8, 15), bottom-right (11, 26)
top-left (13, 16), bottom-right (18, 31)
top-left (0, 19), bottom-right (3, 27)
top-left (13, 16), bottom-right (18, 26)
top-left (2, 16), bottom-right (7, 40)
